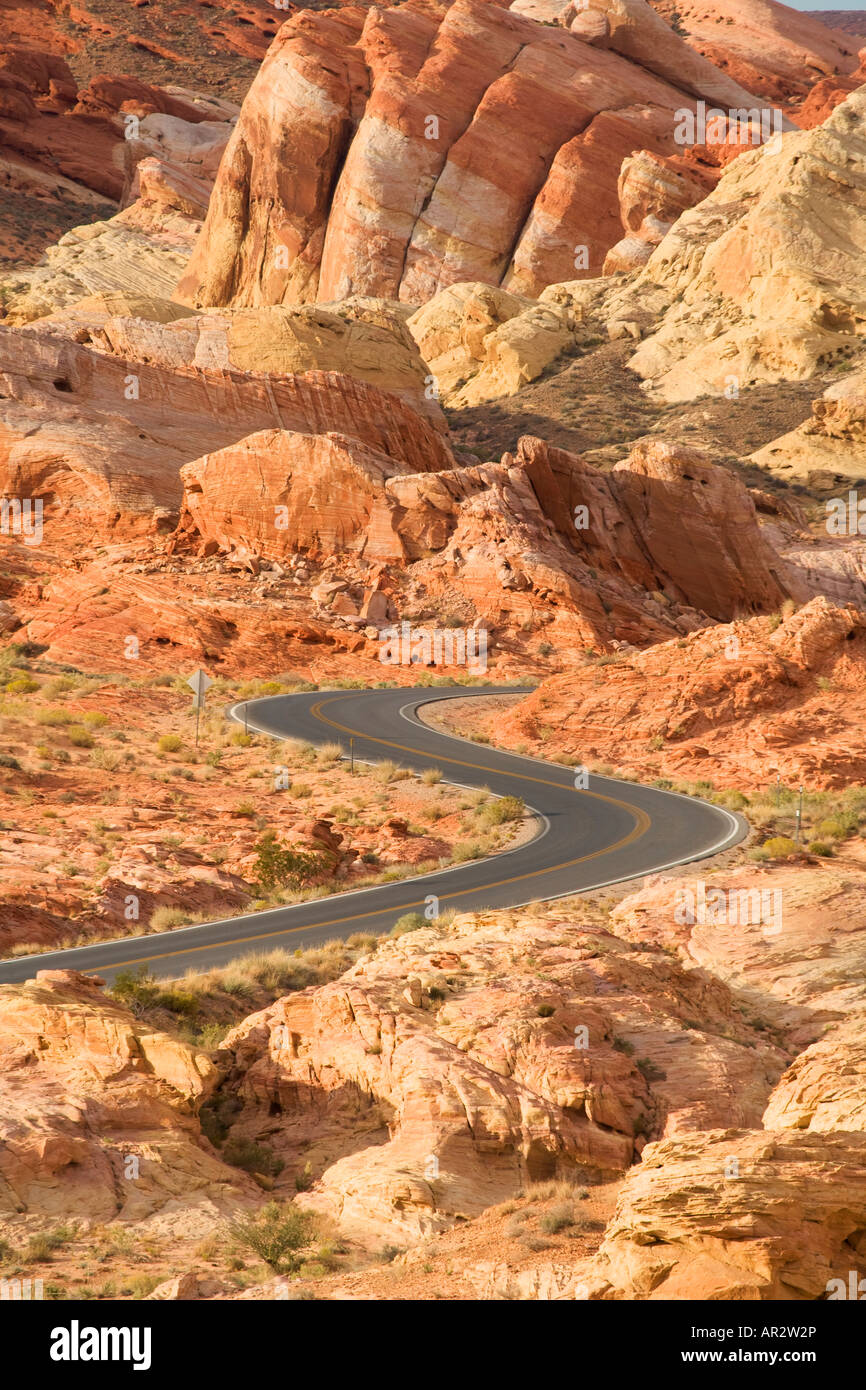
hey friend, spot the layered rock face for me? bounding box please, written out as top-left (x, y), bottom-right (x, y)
top-left (0, 970), bottom-right (247, 1230)
top-left (610, 89), bottom-right (866, 400)
top-left (503, 597), bottom-right (866, 788)
top-left (0, 304), bottom-right (453, 532)
top-left (215, 906), bottom-right (782, 1241)
top-left (580, 1128), bottom-right (866, 1299)
top-left (175, 0), bottom-right (777, 309)
top-left (603, 149), bottom-right (712, 273)
top-left (176, 434), bottom-right (794, 648)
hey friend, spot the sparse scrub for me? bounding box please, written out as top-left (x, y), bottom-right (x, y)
top-left (390, 911), bottom-right (427, 936)
top-left (227, 1202), bottom-right (317, 1274)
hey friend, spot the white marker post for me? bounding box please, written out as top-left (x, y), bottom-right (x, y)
top-left (186, 668), bottom-right (213, 748)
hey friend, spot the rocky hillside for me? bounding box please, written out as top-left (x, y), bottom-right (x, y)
top-left (4, 840), bottom-right (866, 1299)
top-left (0, 0), bottom-right (865, 1309)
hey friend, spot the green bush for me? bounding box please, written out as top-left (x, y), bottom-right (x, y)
top-left (253, 832), bottom-right (324, 893)
top-left (389, 912), bottom-right (427, 937)
top-left (227, 1202), bottom-right (316, 1274)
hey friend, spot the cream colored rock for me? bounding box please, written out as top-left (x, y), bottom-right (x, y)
top-left (751, 366), bottom-right (866, 483)
top-left (617, 90), bottom-right (866, 400)
top-left (0, 201), bottom-right (199, 326)
top-left (407, 282), bottom-right (576, 406)
top-left (216, 906), bottom-right (786, 1242)
top-left (0, 970), bottom-right (249, 1233)
top-left (763, 1014), bottom-right (866, 1134)
top-left (580, 1128), bottom-right (866, 1299)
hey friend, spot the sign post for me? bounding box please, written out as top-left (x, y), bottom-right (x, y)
top-left (186, 668), bottom-right (213, 748)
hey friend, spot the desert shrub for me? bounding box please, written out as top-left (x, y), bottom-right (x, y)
top-left (294, 1162), bottom-right (314, 1193)
top-left (809, 840), bottom-right (836, 857)
top-left (67, 727), bottom-right (94, 748)
top-left (761, 835), bottom-right (798, 860)
top-left (24, 1226), bottom-right (77, 1263)
top-left (90, 748), bottom-right (121, 771)
top-left (227, 1202), bottom-right (316, 1274)
top-left (36, 707), bottom-right (74, 726)
top-left (452, 841), bottom-right (484, 862)
top-left (111, 965), bottom-right (199, 1018)
top-left (157, 734), bottom-right (183, 754)
top-left (815, 813), bottom-right (859, 841)
top-left (253, 832), bottom-right (324, 893)
top-left (222, 1136), bottom-right (284, 1177)
top-left (389, 911), bottom-right (427, 937)
top-left (539, 1203), bottom-right (574, 1235)
top-left (536, 1003), bottom-right (555, 1018)
top-left (479, 795), bottom-right (524, 826)
top-left (636, 1056), bottom-right (667, 1082)
top-left (374, 760), bottom-right (401, 783)
top-left (149, 906), bottom-right (191, 930)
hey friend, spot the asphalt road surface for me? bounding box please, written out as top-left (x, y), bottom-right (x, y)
top-left (0, 687), bottom-right (746, 984)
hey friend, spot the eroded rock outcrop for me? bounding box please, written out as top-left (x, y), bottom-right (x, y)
top-left (176, 0), bottom-right (778, 308)
top-left (610, 89), bottom-right (866, 399)
top-left (503, 597), bottom-right (866, 788)
top-left (176, 434), bottom-right (794, 650)
top-left (407, 281), bottom-right (578, 406)
top-left (0, 311), bottom-right (454, 532)
top-left (215, 906), bottom-right (781, 1242)
top-left (751, 365), bottom-right (866, 484)
top-left (0, 970), bottom-right (248, 1231)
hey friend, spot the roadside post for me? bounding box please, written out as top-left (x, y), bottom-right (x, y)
top-left (186, 668), bottom-right (213, 748)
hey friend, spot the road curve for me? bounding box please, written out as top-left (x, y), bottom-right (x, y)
top-left (0, 687), bottom-right (746, 984)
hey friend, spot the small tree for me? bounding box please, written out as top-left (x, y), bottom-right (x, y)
top-left (253, 831), bottom-right (324, 894)
top-left (227, 1202), bottom-right (316, 1274)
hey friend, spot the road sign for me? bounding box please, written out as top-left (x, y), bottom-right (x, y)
top-left (186, 668), bottom-right (213, 746)
top-left (187, 669), bottom-right (213, 707)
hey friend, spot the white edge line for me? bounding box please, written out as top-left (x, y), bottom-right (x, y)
top-left (0, 690), bottom-right (745, 974)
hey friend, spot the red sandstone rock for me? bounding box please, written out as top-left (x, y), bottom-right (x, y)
top-left (0, 317), bottom-right (454, 532)
top-left (177, 0), bottom-right (779, 307)
top-left (503, 597), bottom-right (866, 789)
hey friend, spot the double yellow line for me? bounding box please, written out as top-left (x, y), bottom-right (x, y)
top-left (68, 694), bottom-right (651, 973)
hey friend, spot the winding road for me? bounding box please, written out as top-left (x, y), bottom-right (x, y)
top-left (0, 687), bottom-right (746, 984)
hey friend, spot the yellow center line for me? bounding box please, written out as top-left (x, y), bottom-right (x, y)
top-left (97, 693), bottom-right (652, 972)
